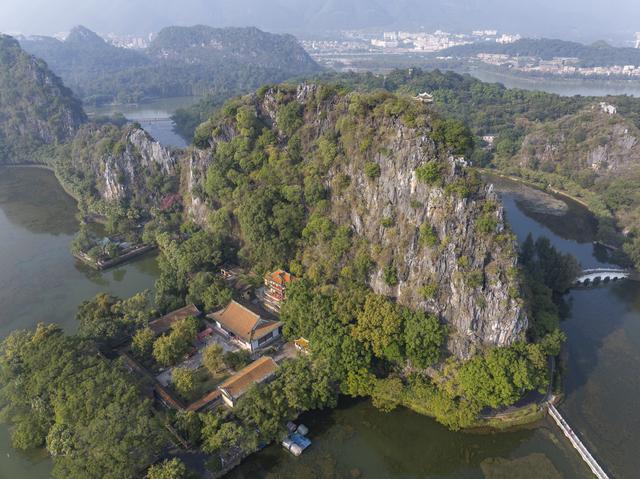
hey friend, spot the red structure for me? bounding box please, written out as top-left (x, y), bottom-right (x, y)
top-left (263, 269), bottom-right (294, 312)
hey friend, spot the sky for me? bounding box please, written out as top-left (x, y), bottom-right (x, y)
top-left (2, 0), bottom-right (639, 45)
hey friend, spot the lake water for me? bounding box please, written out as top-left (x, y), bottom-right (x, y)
top-left (85, 96), bottom-right (201, 148)
top-left (1, 110), bottom-right (639, 477)
top-left (469, 68), bottom-right (640, 97)
top-left (0, 167), bottom-right (159, 478)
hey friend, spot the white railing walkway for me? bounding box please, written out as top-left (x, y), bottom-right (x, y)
top-left (548, 403), bottom-right (609, 479)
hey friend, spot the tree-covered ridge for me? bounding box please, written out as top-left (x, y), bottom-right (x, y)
top-left (0, 34), bottom-right (86, 164)
top-left (19, 25), bottom-right (322, 106)
top-left (439, 37), bottom-right (640, 68)
top-left (148, 25), bottom-right (319, 73)
top-left (56, 122), bottom-right (178, 211)
top-left (182, 83), bottom-right (526, 357)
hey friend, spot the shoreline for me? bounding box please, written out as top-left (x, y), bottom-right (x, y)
top-left (480, 168), bottom-right (593, 211)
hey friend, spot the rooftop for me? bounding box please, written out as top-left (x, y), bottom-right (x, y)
top-left (208, 300), bottom-right (281, 342)
top-left (265, 269), bottom-right (294, 286)
top-left (149, 304), bottom-right (201, 335)
top-left (218, 356), bottom-right (278, 400)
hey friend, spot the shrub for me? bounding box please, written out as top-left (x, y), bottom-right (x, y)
top-left (364, 162), bottom-right (381, 179)
top-left (381, 217), bottom-right (394, 228)
top-left (477, 213), bottom-right (498, 235)
top-left (223, 350), bottom-right (252, 371)
top-left (419, 282), bottom-right (438, 299)
top-left (466, 271), bottom-right (484, 288)
top-left (419, 222), bottom-right (438, 247)
top-left (277, 101), bottom-right (303, 137)
top-left (444, 179), bottom-right (471, 198)
top-left (457, 255), bottom-right (470, 269)
top-left (383, 265), bottom-right (398, 286)
top-left (415, 161), bottom-right (443, 185)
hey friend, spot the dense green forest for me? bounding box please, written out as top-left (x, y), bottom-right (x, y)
top-left (0, 323), bottom-right (164, 478)
top-left (19, 25), bottom-right (322, 106)
top-left (440, 37), bottom-right (640, 67)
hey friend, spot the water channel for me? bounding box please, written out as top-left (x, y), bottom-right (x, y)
top-left (1, 98), bottom-right (639, 477)
top-left (85, 96), bottom-right (200, 148)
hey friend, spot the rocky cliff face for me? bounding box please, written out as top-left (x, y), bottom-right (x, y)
top-left (329, 125), bottom-right (525, 358)
top-left (58, 124), bottom-right (178, 210)
top-left (184, 84), bottom-right (526, 358)
top-left (0, 35), bottom-right (86, 164)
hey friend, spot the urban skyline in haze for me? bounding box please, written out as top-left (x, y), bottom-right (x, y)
top-left (2, 0), bottom-right (640, 45)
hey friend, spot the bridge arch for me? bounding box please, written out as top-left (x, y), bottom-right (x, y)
top-left (574, 268), bottom-right (630, 286)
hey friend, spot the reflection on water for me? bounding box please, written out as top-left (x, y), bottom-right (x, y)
top-left (488, 176), bottom-right (610, 268)
top-left (0, 167), bottom-right (159, 335)
top-left (0, 167), bottom-right (77, 235)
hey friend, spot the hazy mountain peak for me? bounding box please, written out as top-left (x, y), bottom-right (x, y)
top-left (66, 25), bottom-right (105, 46)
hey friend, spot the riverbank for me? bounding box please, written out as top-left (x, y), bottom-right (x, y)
top-left (480, 168), bottom-right (595, 212)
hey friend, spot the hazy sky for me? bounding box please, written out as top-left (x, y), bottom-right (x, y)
top-left (2, 0), bottom-right (639, 44)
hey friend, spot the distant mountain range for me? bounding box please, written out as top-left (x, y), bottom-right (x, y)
top-left (3, 0), bottom-right (639, 44)
top-left (18, 25), bottom-right (322, 105)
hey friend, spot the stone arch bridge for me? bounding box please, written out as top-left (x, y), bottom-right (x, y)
top-left (574, 268), bottom-right (631, 286)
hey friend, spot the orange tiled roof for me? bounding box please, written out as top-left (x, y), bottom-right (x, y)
top-left (265, 269), bottom-right (294, 286)
top-left (186, 389), bottom-right (221, 412)
top-left (218, 356), bottom-right (277, 400)
top-left (208, 301), bottom-right (281, 342)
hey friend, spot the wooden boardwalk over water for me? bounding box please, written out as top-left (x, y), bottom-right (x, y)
top-left (548, 402), bottom-right (609, 479)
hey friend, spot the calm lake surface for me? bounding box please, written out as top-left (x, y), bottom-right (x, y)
top-left (2, 101), bottom-right (640, 477)
top-left (85, 96), bottom-right (201, 148)
top-left (469, 68), bottom-right (640, 97)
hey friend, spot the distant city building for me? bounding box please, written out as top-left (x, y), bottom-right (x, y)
top-left (472, 30), bottom-right (498, 36)
top-left (383, 31), bottom-right (399, 41)
top-left (496, 34), bottom-right (521, 44)
top-left (371, 39), bottom-right (399, 48)
top-left (635, 33), bottom-right (640, 49)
